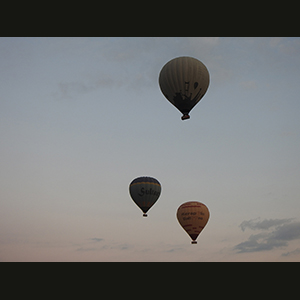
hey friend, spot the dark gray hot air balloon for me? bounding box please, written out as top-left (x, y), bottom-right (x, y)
top-left (159, 56), bottom-right (210, 120)
top-left (129, 176), bottom-right (161, 217)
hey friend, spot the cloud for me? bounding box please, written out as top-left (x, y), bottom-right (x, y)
top-left (76, 247), bottom-right (98, 252)
top-left (234, 232), bottom-right (287, 253)
top-left (54, 77), bottom-right (121, 100)
top-left (75, 238), bottom-right (104, 251)
top-left (269, 37), bottom-right (300, 56)
top-left (75, 238), bottom-right (133, 253)
top-left (90, 238), bottom-right (104, 242)
top-left (51, 37), bottom-right (300, 101)
top-left (282, 248), bottom-right (300, 257)
top-left (234, 218), bottom-right (300, 253)
top-left (271, 222), bottom-right (300, 241)
top-left (118, 244), bottom-right (130, 250)
top-left (165, 247), bottom-right (185, 253)
top-left (50, 37), bottom-right (229, 100)
top-left (239, 218), bottom-right (294, 231)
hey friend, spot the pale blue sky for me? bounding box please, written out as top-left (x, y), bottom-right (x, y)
top-left (1, 37), bottom-right (300, 261)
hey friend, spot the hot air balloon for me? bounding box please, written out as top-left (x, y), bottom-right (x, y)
top-left (159, 56), bottom-right (210, 120)
top-left (176, 201), bottom-right (210, 244)
top-left (129, 176), bottom-right (161, 217)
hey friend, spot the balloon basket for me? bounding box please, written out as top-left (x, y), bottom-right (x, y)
top-left (181, 114), bottom-right (190, 120)
top-left (143, 213), bottom-right (148, 217)
top-left (191, 240), bottom-right (197, 244)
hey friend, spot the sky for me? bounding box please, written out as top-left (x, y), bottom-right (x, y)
top-left (1, 37), bottom-right (300, 261)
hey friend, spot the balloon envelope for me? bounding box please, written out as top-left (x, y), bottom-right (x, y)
top-left (176, 201), bottom-right (210, 244)
top-left (159, 56), bottom-right (209, 120)
top-left (129, 176), bottom-right (161, 217)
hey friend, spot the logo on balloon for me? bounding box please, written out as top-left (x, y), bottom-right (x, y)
top-left (138, 187), bottom-right (160, 197)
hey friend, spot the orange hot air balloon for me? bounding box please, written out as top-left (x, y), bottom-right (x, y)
top-left (176, 201), bottom-right (210, 244)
